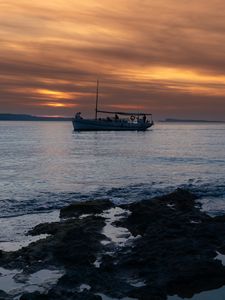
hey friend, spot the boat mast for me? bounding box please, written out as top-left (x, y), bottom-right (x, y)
top-left (95, 79), bottom-right (99, 120)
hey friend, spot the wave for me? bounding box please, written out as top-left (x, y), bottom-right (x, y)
top-left (0, 179), bottom-right (225, 218)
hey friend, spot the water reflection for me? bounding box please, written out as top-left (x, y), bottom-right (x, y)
top-left (1, 122), bottom-right (225, 217)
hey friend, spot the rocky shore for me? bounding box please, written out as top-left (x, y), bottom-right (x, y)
top-left (1, 189), bottom-right (225, 299)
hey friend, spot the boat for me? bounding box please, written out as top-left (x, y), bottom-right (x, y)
top-left (72, 81), bottom-right (154, 131)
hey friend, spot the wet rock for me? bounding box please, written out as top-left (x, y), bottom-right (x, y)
top-left (129, 286), bottom-right (167, 300)
top-left (156, 188), bottom-right (198, 210)
top-left (2, 189), bottom-right (225, 300)
top-left (60, 199), bottom-right (114, 218)
top-left (0, 290), bottom-right (10, 300)
top-left (20, 291), bottom-right (102, 300)
top-left (167, 260), bottom-right (225, 298)
top-left (20, 292), bottom-right (48, 300)
top-left (115, 189), bottom-right (225, 298)
top-left (0, 215), bottom-right (106, 271)
top-left (212, 215), bottom-right (225, 223)
top-left (119, 188), bottom-right (205, 236)
top-left (27, 222), bottom-right (60, 236)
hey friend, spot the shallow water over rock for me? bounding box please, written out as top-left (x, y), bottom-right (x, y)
top-left (0, 267), bottom-right (63, 297)
top-left (100, 207), bottom-right (134, 247)
top-left (1, 189), bottom-right (225, 299)
top-left (168, 285), bottom-right (225, 300)
top-left (0, 211), bottom-right (59, 252)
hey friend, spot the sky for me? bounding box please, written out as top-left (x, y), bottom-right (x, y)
top-left (0, 0), bottom-right (225, 120)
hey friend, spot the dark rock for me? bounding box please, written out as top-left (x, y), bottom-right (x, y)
top-left (0, 215), bottom-right (106, 271)
top-left (60, 199), bottom-right (114, 218)
top-left (20, 292), bottom-right (49, 300)
top-left (0, 290), bottom-right (10, 300)
top-left (20, 291), bottom-right (102, 300)
top-left (2, 189), bottom-right (225, 300)
top-left (115, 189), bottom-right (225, 298)
top-left (156, 188), bottom-right (198, 210)
top-left (27, 222), bottom-right (60, 236)
top-left (129, 286), bottom-right (167, 300)
top-left (212, 215), bottom-right (225, 223)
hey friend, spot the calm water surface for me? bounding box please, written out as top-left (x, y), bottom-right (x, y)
top-left (0, 121), bottom-right (225, 218)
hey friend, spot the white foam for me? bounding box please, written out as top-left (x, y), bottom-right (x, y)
top-left (129, 279), bottom-right (146, 288)
top-left (93, 257), bottom-right (102, 268)
top-left (78, 283), bottom-right (91, 292)
top-left (215, 251), bottom-right (225, 266)
top-left (79, 214), bottom-right (92, 219)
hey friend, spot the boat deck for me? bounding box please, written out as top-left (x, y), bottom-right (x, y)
top-left (73, 118), bottom-right (153, 131)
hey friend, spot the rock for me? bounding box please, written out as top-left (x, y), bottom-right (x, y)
top-left (115, 189), bottom-right (225, 298)
top-left (156, 188), bottom-right (198, 210)
top-left (212, 215), bottom-right (225, 223)
top-left (20, 292), bottom-right (49, 300)
top-left (60, 199), bottom-right (114, 218)
top-left (20, 291), bottom-right (102, 300)
top-left (2, 189), bottom-right (225, 300)
top-left (28, 222), bottom-right (60, 236)
top-left (0, 290), bottom-right (10, 300)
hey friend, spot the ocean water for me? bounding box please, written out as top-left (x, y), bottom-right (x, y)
top-left (1, 121), bottom-right (225, 218)
top-left (0, 121), bottom-right (224, 300)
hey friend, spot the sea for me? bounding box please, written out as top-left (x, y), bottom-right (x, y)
top-left (0, 121), bottom-right (225, 250)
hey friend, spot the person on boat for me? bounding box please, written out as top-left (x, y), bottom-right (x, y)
top-left (130, 115), bottom-right (135, 122)
top-left (143, 114), bottom-right (146, 123)
top-left (115, 114), bottom-right (119, 121)
top-left (75, 112), bottom-right (83, 120)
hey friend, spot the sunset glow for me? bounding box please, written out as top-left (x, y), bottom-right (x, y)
top-left (44, 103), bottom-right (67, 108)
top-left (43, 102), bottom-right (77, 108)
top-left (1, 0), bottom-right (225, 119)
top-left (37, 89), bottom-right (73, 100)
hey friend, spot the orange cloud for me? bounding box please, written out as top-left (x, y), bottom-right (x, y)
top-left (108, 104), bottom-right (145, 110)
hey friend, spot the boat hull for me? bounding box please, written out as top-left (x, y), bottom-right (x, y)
top-left (72, 119), bottom-right (153, 131)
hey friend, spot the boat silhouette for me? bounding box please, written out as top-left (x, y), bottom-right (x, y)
top-left (72, 81), bottom-right (154, 131)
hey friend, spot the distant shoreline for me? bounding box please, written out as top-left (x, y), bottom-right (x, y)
top-left (0, 114), bottom-right (72, 121)
top-left (160, 118), bottom-right (225, 123)
top-left (1, 114), bottom-right (224, 123)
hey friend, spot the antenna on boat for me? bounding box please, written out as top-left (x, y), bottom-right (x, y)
top-left (95, 79), bottom-right (99, 120)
